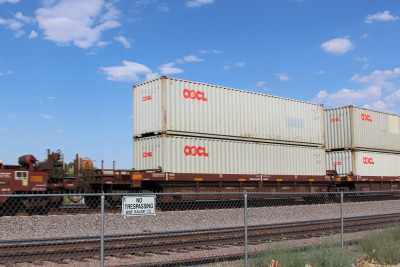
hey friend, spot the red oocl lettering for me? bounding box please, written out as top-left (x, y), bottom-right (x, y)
top-left (142, 95), bottom-right (152, 101)
top-left (361, 113), bottom-right (372, 122)
top-left (333, 162), bottom-right (342, 165)
top-left (142, 152), bottom-right (152, 158)
top-left (184, 146), bottom-right (209, 157)
top-left (363, 157), bottom-right (374, 165)
top-left (330, 118), bottom-right (341, 122)
top-left (183, 89), bottom-right (208, 102)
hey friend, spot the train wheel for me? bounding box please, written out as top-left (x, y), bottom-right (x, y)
top-left (0, 198), bottom-right (20, 216)
top-left (105, 196), bottom-right (120, 209)
top-left (21, 198), bottom-right (50, 215)
top-left (85, 196), bottom-right (101, 209)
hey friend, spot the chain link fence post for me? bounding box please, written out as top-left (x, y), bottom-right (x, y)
top-left (340, 192), bottom-right (344, 256)
top-left (244, 192), bottom-right (248, 267)
top-left (101, 193), bottom-right (105, 267)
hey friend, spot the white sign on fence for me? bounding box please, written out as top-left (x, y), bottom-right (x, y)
top-left (122, 195), bottom-right (156, 217)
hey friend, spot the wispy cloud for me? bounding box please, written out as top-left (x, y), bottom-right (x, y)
top-left (15, 12), bottom-right (33, 23)
top-left (0, 17), bottom-right (24, 37)
top-left (355, 57), bottom-right (369, 70)
top-left (183, 55), bottom-right (203, 62)
top-left (159, 62), bottom-right (184, 75)
top-left (41, 113), bottom-right (52, 119)
top-left (187, 0), bottom-right (214, 8)
top-left (275, 73), bottom-right (291, 81)
top-left (234, 62), bottom-right (246, 67)
top-left (0, 0), bottom-right (19, 4)
top-left (256, 81), bottom-right (265, 87)
top-left (321, 37), bottom-right (354, 54)
top-left (36, 0), bottom-right (121, 48)
top-left (115, 36), bottom-right (131, 48)
top-left (7, 114), bottom-right (16, 119)
top-left (351, 68), bottom-right (400, 91)
top-left (312, 67), bottom-right (400, 113)
top-left (223, 62), bottom-right (246, 71)
top-left (312, 70), bottom-right (326, 75)
top-left (365, 10), bottom-right (398, 24)
top-left (100, 61), bottom-right (156, 82)
top-left (0, 128), bottom-right (8, 132)
top-left (29, 30), bottom-right (38, 38)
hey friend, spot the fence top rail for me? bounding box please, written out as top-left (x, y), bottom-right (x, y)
top-left (1, 190), bottom-right (400, 198)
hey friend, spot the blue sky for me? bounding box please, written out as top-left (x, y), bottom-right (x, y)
top-left (1, 0), bottom-right (400, 167)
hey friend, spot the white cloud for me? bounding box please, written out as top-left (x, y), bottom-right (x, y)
top-left (15, 12), bottom-right (33, 23)
top-left (223, 62), bottom-right (245, 71)
top-left (356, 57), bottom-right (369, 70)
top-left (312, 70), bottom-right (326, 75)
top-left (115, 36), bottom-right (131, 48)
top-left (351, 68), bottom-right (400, 91)
top-left (159, 62), bottom-right (184, 75)
top-left (275, 73), bottom-right (291, 81)
top-left (313, 86), bottom-right (381, 107)
top-left (36, 0), bottom-right (121, 48)
top-left (312, 67), bottom-right (400, 113)
top-left (0, 128), bottom-right (8, 132)
top-left (0, 17), bottom-right (23, 31)
top-left (47, 96), bottom-right (56, 99)
top-left (321, 37), bottom-right (354, 54)
top-left (100, 61), bottom-right (156, 82)
top-left (41, 113), bottom-right (52, 119)
top-left (256, 81), bottom-right (265, 87)
top-left (234, 62), bottom-right (246, 67)
top-left (157, 5), bottom-right (169, 12)
top-left (183, 55), bottom-right (203, 62)
top-left (0, 0), bottom-right (19, 3)
top-left (7, 114), bottom-right (16, 119)
top-left (29, 30), bottom-right (38, 38)
top-left (58, 129), bottom-right (64, 134)
top-left (365, 10), bottom-right (399, 24)
top-left (187, 0), bottom-right (214, 8)
top-left (0, 70), bottom-right (14, 76)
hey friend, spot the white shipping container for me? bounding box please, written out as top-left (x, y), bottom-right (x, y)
top-left (134, 135), bottom-right (326, 175)
top-left (326, 150), bottom-right (400, 177)
top-left (134, 76), bottom-right (324, 145)
top-left (325, 106), bottom-right (400, 152)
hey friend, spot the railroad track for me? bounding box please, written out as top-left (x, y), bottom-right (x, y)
top-left (1, 213), bottom-right (400, 266)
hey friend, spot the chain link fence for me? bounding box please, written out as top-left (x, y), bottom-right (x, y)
top-left (0, 190), bottom-right (400, 266)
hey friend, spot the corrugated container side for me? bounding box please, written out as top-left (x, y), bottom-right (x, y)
top-left (134, 135), bottom-right (326, 175)
top-left (133, 78), bottom-right (163, 135)
top-left (134, 76), bottom-right (324, 145)
top-left (325, 106), bottom-right (400, 152)
top-left (326, 150), bottom-right (400, 177)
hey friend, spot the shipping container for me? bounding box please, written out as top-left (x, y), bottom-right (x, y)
top-left (134, 135), bottom-right (326, 175)
top-left (325, 106), bottom-right (400, 152)
top-left (134, 76), bottom-right (324, 146)
top-left (326, 150), bottom-right (400, 177)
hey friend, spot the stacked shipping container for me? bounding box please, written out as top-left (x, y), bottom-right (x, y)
top-left (325, 106), bottom-right (400, 178)
top-left (133, 76), bottom-right (326, 176)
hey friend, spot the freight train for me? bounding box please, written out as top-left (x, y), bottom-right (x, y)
top-left (1, 76), bottom-right (400, 213)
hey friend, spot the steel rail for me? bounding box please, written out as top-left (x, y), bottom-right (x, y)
top-left (1, 213), bottom-right (400, 265)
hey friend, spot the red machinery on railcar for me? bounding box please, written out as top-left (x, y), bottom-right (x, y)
top-left (0, 150), bottom-right (79, 214)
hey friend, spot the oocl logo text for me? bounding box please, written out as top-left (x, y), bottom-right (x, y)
top-left (142, 152), bottom-right (153, 158)
top-left (184, 146), bottom-right (209, 157)
top-left (330, 118), bottom-right (340, 122)
top-left (363, 157), bottom-right (374, 165)
top-left (142, 95), bottom-right (152, 101)
top-left (183, 89), bottom-right (208, 102)
top-left (361, 113), bottom-right (372, 122)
